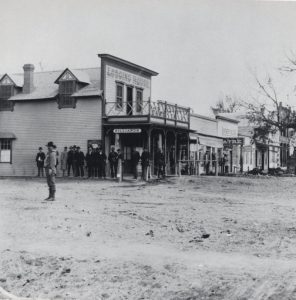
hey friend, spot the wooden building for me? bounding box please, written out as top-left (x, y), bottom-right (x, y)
top-left (0, 54), bottom-right (191, 177)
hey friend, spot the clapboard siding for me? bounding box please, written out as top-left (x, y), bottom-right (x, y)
top-left (0, 97), bottom-right (102, 176)
top-left (104, 60), bottom-right (151, 115)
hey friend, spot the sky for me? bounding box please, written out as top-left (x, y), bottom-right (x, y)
top-left (1, 0), bottom-right (296, 116)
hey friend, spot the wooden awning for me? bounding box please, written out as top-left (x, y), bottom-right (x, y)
top-left (0, 132), bottom-right (16, 139)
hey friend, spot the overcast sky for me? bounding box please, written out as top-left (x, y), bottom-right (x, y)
top-left (1, 0), bottom-right (296, 115)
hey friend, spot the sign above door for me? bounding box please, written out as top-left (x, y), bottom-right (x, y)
top-left (113, 128), bottom-right (142, 134)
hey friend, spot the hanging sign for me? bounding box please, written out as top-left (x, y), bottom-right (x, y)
top-left (113, 128), bottom-right (142, 134)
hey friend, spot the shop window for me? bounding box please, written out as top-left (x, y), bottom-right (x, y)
top-left (0, 139), bottom-right (12, 163)
top-left (116, 83), bottom-right (123, 109)
top-left (136, 89), bottom-right (143, 113)
top-left (58, 80), bottom-right (76, 108)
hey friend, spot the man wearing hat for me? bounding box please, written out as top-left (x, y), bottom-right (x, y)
top-left (35, 147), bottom-right (45, 177)
top-left (44, 141), bottom-right (57, 201)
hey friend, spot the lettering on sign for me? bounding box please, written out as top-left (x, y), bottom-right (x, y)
top-left (222, 127), bottom-right (236, 137)
top-left (114, 128), bottom-right (142, 134)
top-left (106, 66), bottom-right (150, 89)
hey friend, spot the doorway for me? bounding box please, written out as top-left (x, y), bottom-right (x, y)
top-left (126, 86), bottom-right (133, 115)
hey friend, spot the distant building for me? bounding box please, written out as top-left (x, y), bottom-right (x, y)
top-left (189, 113), bottom-right (241, 174)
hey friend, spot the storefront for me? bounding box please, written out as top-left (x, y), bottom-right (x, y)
top-left (100, 54), bottom-right (191, 176)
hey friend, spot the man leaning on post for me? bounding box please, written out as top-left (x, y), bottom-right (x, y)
top-left (44, 141), bottom-right (57, 201)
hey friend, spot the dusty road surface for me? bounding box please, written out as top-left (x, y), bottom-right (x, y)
top-left (1, 176), bottom-right (296, 300)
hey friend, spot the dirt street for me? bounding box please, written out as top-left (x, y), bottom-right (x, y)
top-left (1, 176), bottom-right (296, 300)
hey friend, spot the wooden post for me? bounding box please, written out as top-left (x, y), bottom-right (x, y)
top-left (215, 160), bottom-right (219, 176)
top-left (209, 147), bottom-right (213, 173)
top-left (117, 159), bottom-right (123, 182)
top-left (174, 132), bottom-right (178, 175)
top-left (178, 160), bottom-right (181, 177)
top-left (164, 131), bottom-right (167, 176)
top-left (197, 160), bottom-right (200, 176)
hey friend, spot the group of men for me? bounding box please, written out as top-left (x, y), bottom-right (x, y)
top-left (38, 141), bottom-right (163, 201)
top-left (36, 145), bottom-right (163, 180)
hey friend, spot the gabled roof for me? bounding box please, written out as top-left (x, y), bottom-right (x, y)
top-left (54, 68), bottom-right (91, 84)
top-left (5, 67), bottom-right (101, 101)
top-left (98, 53), bottom-right (158, 76)
top-left (0, 74), bottom-right (23, 87)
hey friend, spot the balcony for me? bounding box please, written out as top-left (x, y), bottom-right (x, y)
top-left (104, 100), bottom-right (190, 128)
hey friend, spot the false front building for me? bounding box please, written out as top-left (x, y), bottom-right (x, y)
top-left (100, 54), bottom-right (191, 175)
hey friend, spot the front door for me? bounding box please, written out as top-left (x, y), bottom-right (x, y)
top-left (126, 86), bottom-right (133, 116)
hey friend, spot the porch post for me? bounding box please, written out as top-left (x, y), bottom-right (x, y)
top-left (240, 143), bottom-right (243, 173)
top-left (148, 128), bottom-right (152, 177)
top-left (175, 132), bottom-right (178, 175)
top-left (209, 147), bottom-right (213, 173)
top-left (164, 130), bottom-right (167, 176)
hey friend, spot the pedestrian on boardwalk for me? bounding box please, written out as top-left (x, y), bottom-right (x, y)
top-left (44, 141), bottom-right (57, 201)
top-left (85, 146), bottom-right (93, 178)
top-left (131, 148), bottom-right (140, 179)
top-left (76, 146), bottom-right (85, 177)
top-left (108, 147), bottom-right (118, 179)
top-left (98, 148), bottom-right (107, 179)
top-left (141, 148), bottom-right (150, 180)
top-left (67, 146), bottom-right (74, 176)
top-left (60, 146), bottom-right (68, 177)
top-left (36, 147), bottom-right (45, 177)
top-left (155, 148), bottom-right (165, 179)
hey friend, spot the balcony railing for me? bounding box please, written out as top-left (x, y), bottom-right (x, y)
top-left (104, 100), bottom-right (190, 124)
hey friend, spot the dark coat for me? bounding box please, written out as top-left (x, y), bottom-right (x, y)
top-left (131, 151), bottom-right (140, 165)
top-left (141, 151), bottom-right (150, 167)
top-left (108, 151), bottom-right (118, 164)
top-left (67, 150), bottom-right (74, 164)
top-left (85, 152), bottom-right (93, 166)
top-left (98, 152), bottom-right (107, 165)
top-left (155, 151), bottom-right (165, 166)
top-left (36, 152), bottom-right (45, 166)
top-left (77, 151), bottom-right (85, 166)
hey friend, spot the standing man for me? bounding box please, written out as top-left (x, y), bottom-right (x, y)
top-left (77, 146), bottom-right (85, 177)
top-left (60, 147), bottom-right (68, 177)
top-left (67, 146), bottom-right (74, 176)
top-left (36, 147), bottom-right (45, 177)
top-left (98, 148), bottom-right (107, 179)
top-left (73, 145), bottom-right (79, 177)
top-left (44, 141), bottom-right (57, 201)
top-left (155, 148), bottom-right (165, 179)
top-left (85, 146), bottom-right (93, 178)
top-left (131, 148), bottom-right (140, 179)
top-left (108, 147), bottom-right (118, 179)
top-left (141, 148), bottom-right (150, 181)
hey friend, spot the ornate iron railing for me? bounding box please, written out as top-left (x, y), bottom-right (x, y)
top-left (104, 100), bottom-right (190, 124)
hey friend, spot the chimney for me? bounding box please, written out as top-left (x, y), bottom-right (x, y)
top-left (23, 64), bottom-right (35, 93)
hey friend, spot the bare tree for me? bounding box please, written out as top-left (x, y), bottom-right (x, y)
top-left (211, 94), bottom-right (241, 115)
top-left (245, 73), bottom-right (296, 141)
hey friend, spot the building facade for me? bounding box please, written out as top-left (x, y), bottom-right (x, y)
top-left (0, 65), bottom-right (102, 176)
top-left (0, 54), bottom-right (192, 177)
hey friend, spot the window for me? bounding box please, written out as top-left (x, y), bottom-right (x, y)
top-left (0, 100), bottom-right (14, 111)
top-left (0, 139), bottom-right (12, 163)
top-left (116, 83), bottom-right (123, 109)
top-left (136, 89), bottom-right (143, 113)
top-left (0, 85), bottom-right (14, 99)
top-left (58, 80), bottom-right (76, 108)
top-left (0, 84), bottom-right (14, 111)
